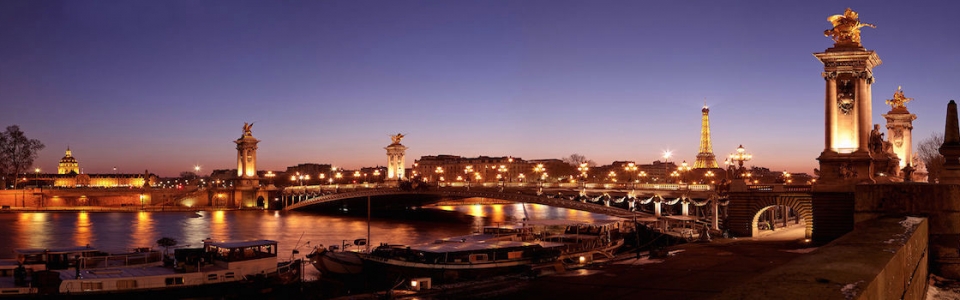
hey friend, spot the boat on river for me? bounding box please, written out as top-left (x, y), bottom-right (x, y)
top-left (0, 239), bottom-right (301, 298)
top-left (362, 239), bottom-right (564, 284)
top-left (309, 224), bottom-right (534, 277)
top-left (526, 219), bottom-right (627, 264)
top-left (307, 239), bottom-right (367, 276)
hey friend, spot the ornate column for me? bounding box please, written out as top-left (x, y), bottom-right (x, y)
top-left (824, 72), bottom-right (838, 152)
top-left (813, 10), bottom-right (881, 185)
top-left (385, 134), bottom-right (408, 181)
top-left (235, 123), bottom-right (260, 187)
top-left (856, 72), bottom-right (874, 153)
top-left (882, 86), bottom-right (918, 169)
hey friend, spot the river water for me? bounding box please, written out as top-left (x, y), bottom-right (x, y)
top-left (0, 202), bottom-right (613, 279)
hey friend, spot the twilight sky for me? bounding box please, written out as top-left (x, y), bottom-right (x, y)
top-left (2, 1), bottom-right (959, 177)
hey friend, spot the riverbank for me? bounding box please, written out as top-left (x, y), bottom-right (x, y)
top-left (0, 206), bottom-right (244, 212)
top-left (324, 226), bottom-right (811, 300)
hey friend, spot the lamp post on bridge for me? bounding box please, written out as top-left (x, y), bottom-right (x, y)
top-left (435, 167), bottom-right (444, 188)
top-left (624, 162), bottom-right (638, 191)
top-left (464, 165), bottom-right (473, 190)
top-left (729, 144), bottom-right (753, 180)
top-left (497, 165), bottom-right (507, 190)
top-left (678, 160), bottom-right (692, 184)
top-left (533, 164), bottom-right (545, 195)
top-left (577, 163), bottom-right (589, 195)
top-left (34, 168), bottom-right (42, 208)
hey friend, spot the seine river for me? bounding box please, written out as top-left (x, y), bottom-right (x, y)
top-left (0, 202), bottom-right (613, 279)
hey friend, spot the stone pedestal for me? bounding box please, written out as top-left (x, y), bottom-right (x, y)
top-left (385, 137), bottom-right (408, 181)
top-left (817, 150), bottom-right (874, 184)
top-left (814, 48), bottom-right (882, 184)
top-left (235, 130), bottom-right (260, 188)
top-left (883, 109), bottom-right (917, 169)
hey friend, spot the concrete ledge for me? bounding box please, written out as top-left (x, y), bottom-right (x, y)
top-left (715, 217), bottom-right (928, 300)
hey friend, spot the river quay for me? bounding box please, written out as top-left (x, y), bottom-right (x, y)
top-left (316, 226), bottom-right (808, 300)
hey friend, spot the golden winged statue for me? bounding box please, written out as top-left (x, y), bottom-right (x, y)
top-left (391, 133), bottom-right (405, 144)
top-left (824, 8), bottom-right (875, 47)
top-left (242, 122), bottom-right (254, 136)
top-left (885, 86), bottom-right (913, 110)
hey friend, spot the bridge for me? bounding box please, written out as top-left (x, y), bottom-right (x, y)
top-left (282, 182), bottom-right (714, 214)
top-left (281, 181), bottom-right (814, 239)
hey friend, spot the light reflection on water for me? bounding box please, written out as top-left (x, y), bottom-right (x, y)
top-left (0, 203), bottom-right (614, 277)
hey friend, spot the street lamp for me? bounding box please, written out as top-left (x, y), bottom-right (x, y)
top-left (533, 164), bottom-right (545, 194)
top-left (194, 165), bottom-right (202, 188)
top-left (497, 165), bottom-right (507, 188)
top-left (678, 161), bottom-right (691, 184)
top-left (114, 166), bottom-right (118, 187)
top-left (705, 170), bottom-right (716, 184)
top-left (265, 171), bottom-right (276, 187)
top-left (435, 167), bottom-right (444, 188)
top-left (729, 145), bottom-right (753, 179)
top-left (607, 171), bottom-right (617, 183)
top-left (662, 151), bottom-right (671, 183)
top-left (464, 165), bottom-right (474, 189)
top-left (638, 171), bottom-right (647, 184)
top-left (34, 168), bottom-right (42, 207)
top-left (577, 163), bottom-right (589, 193)
top-left (624, 162), bottom-right (638, 190)
top-left (670, 171), bottom-right (680, 183)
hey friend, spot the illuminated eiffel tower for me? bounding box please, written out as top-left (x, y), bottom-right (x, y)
top-left (693, 104), bottom-right (719, 169)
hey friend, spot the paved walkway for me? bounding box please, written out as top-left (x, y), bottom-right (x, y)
top-left (498, 225), bottom-right (812, 300)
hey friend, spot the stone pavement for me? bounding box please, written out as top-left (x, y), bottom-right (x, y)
top-left (498, 225), bottom-right (812, 300)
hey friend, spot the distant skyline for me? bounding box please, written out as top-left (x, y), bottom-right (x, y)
top-left (2, 1), bottom-right (959, 177)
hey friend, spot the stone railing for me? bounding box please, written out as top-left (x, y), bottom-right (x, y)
top-left (716, 216), bottom-right (928, 300)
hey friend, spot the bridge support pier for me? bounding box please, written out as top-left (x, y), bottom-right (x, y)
top-left (712, 200), bottom-right (720, 230)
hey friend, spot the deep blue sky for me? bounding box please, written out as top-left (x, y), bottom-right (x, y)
top-left (2, 1), bottom-right (958, 177)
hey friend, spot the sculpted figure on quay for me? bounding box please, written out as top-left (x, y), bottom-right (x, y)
top-left (824, 8), bottom-right (875, 47)
top-left (886, 86), bottom-right (913, 110)
top-left (391, 133), bottom-right (405, 144)
top-left (243, 122), bottom-right (254, 136)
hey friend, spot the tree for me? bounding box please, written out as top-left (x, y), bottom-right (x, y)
top-left (916, 132), bottom-right (944, 183)
top-left (156, 237), bottom-right (178, 256)
top-left (0, 125), bottom-right (45, 189)
top-left (562, 153), bottom-right (596, 167)
top-left (179, 171), bottom-right (198, 180)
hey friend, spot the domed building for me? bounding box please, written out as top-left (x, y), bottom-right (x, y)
top-left (48, 147), bottom-right (150, 188)
top-left (58, 147), bottom-right (80, 175)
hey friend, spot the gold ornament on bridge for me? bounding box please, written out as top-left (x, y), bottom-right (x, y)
top-left (885, 86), bottom-right (913, 110)
top-left (242, 122), bottom-right (254, 136)
top-left (824, 8), bottom-right (875, 47)
top-left (391, 133), bottom-right (405, 144)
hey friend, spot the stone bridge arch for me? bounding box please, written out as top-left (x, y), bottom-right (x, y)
top-left (726, 193), bottom-right (812, 239)
top-left (282, 188), bottom-right (652, 218)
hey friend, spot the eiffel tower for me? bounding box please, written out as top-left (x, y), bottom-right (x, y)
top-left (694, 104), bottom-right (719, 169)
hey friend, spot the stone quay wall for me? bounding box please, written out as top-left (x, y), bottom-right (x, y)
top-left (717, 216), bottom-right (928, 300)
top-left (0, 188), bottom-right (201, 209)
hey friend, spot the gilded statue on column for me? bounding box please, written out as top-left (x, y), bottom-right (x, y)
top-left (824, 8), bottom-right (875, 47)
top-left (885, 86), bottom-right (913, 110)
top-left (391, 133), bottom-right (405, 144)
top-left (242, 122), bottom-right (254, 136)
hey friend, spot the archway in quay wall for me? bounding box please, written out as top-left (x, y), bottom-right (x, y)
top-left (726, 193), bottom-right (812, 239)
